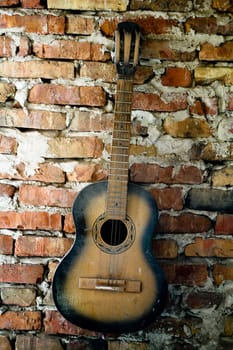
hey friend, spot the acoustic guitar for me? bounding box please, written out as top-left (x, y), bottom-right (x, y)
top-left (52, 22), bottom-right (167, 333)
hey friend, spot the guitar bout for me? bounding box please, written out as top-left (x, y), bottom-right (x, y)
top-left (92, 213), bottom-right (135, 254)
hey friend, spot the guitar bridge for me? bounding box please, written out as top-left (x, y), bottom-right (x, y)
top-left (79, 277), bottom-right (142, 293)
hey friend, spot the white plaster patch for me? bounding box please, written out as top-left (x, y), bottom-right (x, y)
top-left (0, 128), bottom-right (49, 177)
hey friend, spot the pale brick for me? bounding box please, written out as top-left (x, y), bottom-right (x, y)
top-left (70, 110), bottom-right (113, 132)
top-left (195, 67), bottom-right (233, 84)
top-left (164, 116), bottom-right (211, 138)
top-left (0, 36), bottom-right (12, 57)
top-left (212, 0), bottom-right (233, 12)
top-left (1, 287), bottom-right (36, 306)
top-left (47, 0), bottom-right (128, 11)
top-left (66, 15), bottom-right (95, 34)
top-left (0, 336), bottom-right (11, 350)
top-left (218, 118), bottom-right (233, 141)
top-left (48, 136), bottom-right (104, 158)
top-left (0, 61), bottom-right (74, 79)
top-left (0, 108), bottom-right (66, 130)
top-left (16, 335), bottom-right (63, 350)
top-left (0, 82), bottom-right (15, 102)
top-left (212, 166), bottom-right (233, 186)
top-left (0, 135), bottom-right (17, 154)
top-left (153, 239), bottom-right (178, 259)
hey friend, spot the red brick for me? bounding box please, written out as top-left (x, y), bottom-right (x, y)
top-left (161, 262), bottom-right (208, 286)
top-left (66, 163), bottom-right (106, 182)
top-left (0, 235), bottom-right (13, 255)
top-left (185, 16), bottom-right (233, 35)
top-left (161, 67), bottom-right (192, 87)
top-left (132, 92), bottom-right (187, 112)
top-left (100, 16), bottom-right (177, 36)
top-left (0, 311), bottom-right (41, 331)
top-left (28, 84), bottom-right (106, 107)
top-left (130, 164), bottom-right (203, 184)
top-left (173, 165), bottom-right (204, 184)
top-left (0, 135), bottom-right (17, 154)
top-left (153, 239), bottom-right (178, 259)
top-left (19, 184), bottom-right (76, 208)
top-left (156, 213), bottom-right (212, 234)
top-left (189, 98), bottom-right (218, 116)
top-left (213, 264), bottom-right (233, 285)
top-left (0, 183), bottom-right (15, 197)
top-left (20, 0), bottom-right (45, 8)
top-left (48, 261), bottom-right (57, 282)
top-left (150, 187), bottom-right (183, 210)
top-left (17, 36), bottom-right (30, 57)
top-left (64, 214), bottom-right (75, 233)
top-left (0, 162), bottom-right (65, 184)
top-left (15, 236), bottom-right (72, 257)
top-left (185, 237), bottom-right (233, 258)
top-left (185, 291), bottom-right (222, 309)
top-left (44, 310), bottom-right (98, 336)
top-left (0, 37), bottom-right (12, 57)
top-left (33, 40), bottom-right (110, 61)
top-left (200, 41), bottom-right (233, 61)
top-left (48, 15), bottom-right (65, 34)
top-left (0, 211), bottom-right (62, 231)
top-left (0, 0), bottom-right (19, 5)
top-left (0, 264), bottom-right (43, 284)
top-left (215, 214), bottom-right (233, 235)
top-left (141, 39), bottom-right (196, 61)
top-left (0, 14), bottom-right (65, 34)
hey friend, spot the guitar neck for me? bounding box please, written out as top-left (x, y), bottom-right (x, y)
top-left (106, 78), bottom-right (134, 220)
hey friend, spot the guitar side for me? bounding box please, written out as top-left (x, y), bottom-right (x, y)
top-left (52, 181), bottom-right (167, 333)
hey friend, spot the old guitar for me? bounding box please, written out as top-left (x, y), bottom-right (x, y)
top-left (53, 22), bottom-right (167, 333)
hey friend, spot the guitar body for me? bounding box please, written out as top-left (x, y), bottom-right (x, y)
top-left (53, 181), bottom-right (167, 333)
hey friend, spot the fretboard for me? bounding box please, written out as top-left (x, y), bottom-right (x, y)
top-left (106, 78), bottom-right (134, 220)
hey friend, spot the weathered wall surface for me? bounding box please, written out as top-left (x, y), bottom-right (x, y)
top-left (0, 0), bottom-right (233, 349)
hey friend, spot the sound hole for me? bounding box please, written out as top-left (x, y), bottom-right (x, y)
top-left (100, 219), bottom-right (128, 246)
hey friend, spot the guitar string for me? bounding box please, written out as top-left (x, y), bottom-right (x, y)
top-left (109, 79), bottom-right (133, 280)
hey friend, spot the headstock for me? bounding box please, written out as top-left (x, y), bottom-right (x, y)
top-left (115, 22), bottom-right (141, 78)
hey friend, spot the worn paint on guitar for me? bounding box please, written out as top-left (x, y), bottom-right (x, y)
top-left (53, 182), bottom-right (167, 333)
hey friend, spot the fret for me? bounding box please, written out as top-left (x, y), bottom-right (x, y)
top-left (115, 101), bottom-right (132, 105)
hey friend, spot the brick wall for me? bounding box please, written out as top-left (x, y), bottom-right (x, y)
top-left (0, 0), bottom-right (233, 349)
